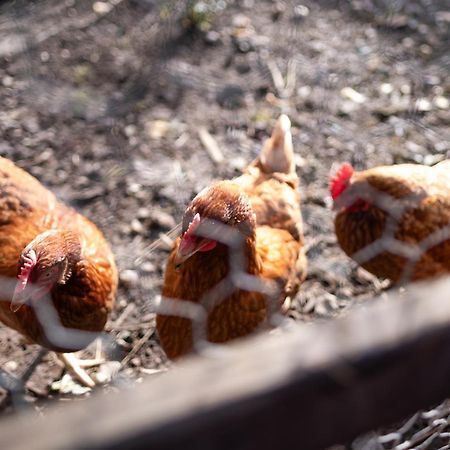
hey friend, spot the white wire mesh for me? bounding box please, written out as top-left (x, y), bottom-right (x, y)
top-left (0, 0), bottom-right (449, 448)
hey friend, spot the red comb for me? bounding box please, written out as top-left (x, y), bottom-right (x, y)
top-left (330, 163), bottom-right (354, 200)
top-left (17, 249), bottom-right (37, 290)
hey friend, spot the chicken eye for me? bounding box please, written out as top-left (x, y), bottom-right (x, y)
top-left (39, 271), bottom-right (51, 280)
top-left (39, 266), bottom-right (59, 282)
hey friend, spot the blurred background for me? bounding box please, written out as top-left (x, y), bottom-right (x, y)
top-left (0, 0), bottom-right (449, 448)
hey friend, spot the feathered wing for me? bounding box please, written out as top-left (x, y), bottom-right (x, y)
top-left (236, 115), bottom-right (306, 302)
top-left (395, 196), bottom-right (450, 278)
top-left (58, 212), bottom-right (118, 313)
top-left (255, 226), bottom-right (306, 306)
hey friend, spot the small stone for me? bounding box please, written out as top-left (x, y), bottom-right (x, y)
top-left (298, 85), bottom-right (311, 98)
top-left (340, 87), bottom-right (366, 104)
top-left (141, 261), bottom-right (156, 273)
top-left (400, 84), bottom-right (411, 95)
top-left (40, 51), bottom-right (50, 62)
top-left (235, 57), bottom-right (251, 74)
top-left (2, 76), bottom-right (13, 87)
top-left (120, 269), bottom-right (140, 287)
top-left (415, 98), bottom-right (432, 112)
top-left (419, 44), bottom-right (432, 56)
top-left (339, 100), bottom-right (359, 114)
top-left (94, 371), bottom-right (108, 384)
top-left (230, 156), bottom-right (247, 171)
top-left (204, 30), bottom-right (221, 45)
top-left (402, 37), bottom-right (415, 49)
top-left (127, 182), bottom-right (142, 195)
top-left (423, 154), bottom-right (445, 166)
top-left (93, 361), bottom-right (121, 384)
top-left (405, 141), bottom-right (425, 154)
top-left (146, 120), bottom-right (170, 139)
top-left (93, 1), bottom-right (112, 14)
top-left (130, 219), bottom-right (144, 234)
top-left (294, 154), bottom-right (306, 168)
top-left (150, 209), bottom-right (176, 229)
top-left (364, 54), bottom-right (380, 71)
top-left (424, 75), bottom-right (440, 86)
top-left (232, 14), bottom-right (251, 29)
top-left (124, 125), bottom-right (137, 137)
top-left (379, 83), bottom-right (393, 95)
top-left (234, 37), bottom-right (253, 53)
top-left (118, 299), bottom-right (127, 309)
top-left (4, 360), bottom-right (18, 372)
top-left (435, 141), bottom-right (449, 153)
top-left (434, 96), bottom-right (449, 110)
top-left (216, 84), bottom-right (245, 109)
top-left (137, 207), bottom-right (151, 219)
top-left (293, 4), bottom-right (309, 19)
top-left (436, 11), bottom-right (450, 23)
top-left (130, 357), bottom-right (142, 367)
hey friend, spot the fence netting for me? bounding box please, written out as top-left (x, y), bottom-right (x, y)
top-left (0, 0), bottom-right (449, 449)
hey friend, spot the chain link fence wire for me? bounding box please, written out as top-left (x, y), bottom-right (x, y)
top-left (0, 0), bottom-right (449, 448)
top-left (353, 400), bottom-right (450, 450)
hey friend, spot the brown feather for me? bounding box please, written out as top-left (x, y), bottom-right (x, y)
top-left (0, 156), bottom-right (117, 352)
top-left (334, 161), bottom-right (450, 282)
top-left (157, 116), bottom-right (306, 358)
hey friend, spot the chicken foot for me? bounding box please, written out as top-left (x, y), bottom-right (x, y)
top-left (57, 340), bottom-right (105, 388)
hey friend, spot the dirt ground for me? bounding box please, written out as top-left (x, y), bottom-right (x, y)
top-left (0, 0), bottom-right (449, 444)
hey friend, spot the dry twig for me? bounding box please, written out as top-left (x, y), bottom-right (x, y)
top-left (198, 127), bottom-right (224, 165)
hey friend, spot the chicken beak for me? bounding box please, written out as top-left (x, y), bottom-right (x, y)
top-left (11, 281), bottom-right (52, 312)
top-left (332, 197), bottom-right (345, 211)
top-left (174, 249), bottom-right (196, 268)
top-left (174, 240), bottom-right (202, 267)
top-left (174, 237), bottom-right (216, 268)
top-left (11, 282), bottom-right (33, 312)
top-left (332, 190), bottom-right (356, 211)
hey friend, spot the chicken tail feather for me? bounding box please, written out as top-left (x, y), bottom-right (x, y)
top-left (259, 114), bottom-right (295, 174)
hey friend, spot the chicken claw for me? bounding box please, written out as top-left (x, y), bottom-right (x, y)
top-left (57, 341), bottom-right (105, 388)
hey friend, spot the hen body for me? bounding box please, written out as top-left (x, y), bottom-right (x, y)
top-left (332, 160), bottom-right (450, 282)
top-left (0, 157), bottom-right (117, 352)
top-left (157, 116), bottom-right (306, 358)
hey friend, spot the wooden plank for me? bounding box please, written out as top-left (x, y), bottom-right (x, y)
top-left (2, 276), bottom-right (450, 450)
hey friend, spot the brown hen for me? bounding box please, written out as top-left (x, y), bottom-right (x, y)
top-left (331, 160), bottom-right (450, 282)
top-left (157, 115), bottom-right (306, 359)
top-left (0, 157), bottom-right (118, 386)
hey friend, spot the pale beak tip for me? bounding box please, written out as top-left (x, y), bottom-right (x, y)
top-left (173, 252), bottom-right (190, 268)
top-left (11, 287), bottom-right (28, 313)
top-left (173, 243), bottom-right (196, 267)
top-left (10, 300), bottom-right (23, 313)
